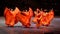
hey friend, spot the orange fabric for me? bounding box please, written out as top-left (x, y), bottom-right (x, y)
top-left (16, 8), bottom-right (33, 27)
top-left (4, 7), bottom-right (54, 27)
top-left (41, 10), bottom-right (54, 26)
top-left (4, 7), bottom-right (19, 26)
top-left (33, 9), bottom-right (54, 27)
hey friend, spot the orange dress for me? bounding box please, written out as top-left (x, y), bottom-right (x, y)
top-left (35, 11), bottom-right (45, 27)
top-left (32, 9), bottom-right (45, 27)
top-left (33, 9), bottom-right (54, 27)
top-left (16, 8), bottom-right (33, 27)
top-left (4, 7), bottom-right (19, 26)
top-left (39, 9), bottom-right (54, 26)
top-left (32, 8), bottom-right (41, 23)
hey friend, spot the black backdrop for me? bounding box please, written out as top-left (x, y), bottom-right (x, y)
top-left (0, 0), bottom-right (60, 16)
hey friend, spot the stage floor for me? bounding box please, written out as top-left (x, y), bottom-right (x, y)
top-left (0, 17), bottom-right (60, 34)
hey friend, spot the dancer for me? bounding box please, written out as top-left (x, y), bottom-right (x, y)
top-left (40, 9), bottom-right (54, 26)
top-left (33, 8), bottom-right (54, 27)
top-left (4, 7), bottom-right (19, 27)
top-left (16, 7), bottom-right (33, 27)
top-left (32, 8), bottom-right (44, 27)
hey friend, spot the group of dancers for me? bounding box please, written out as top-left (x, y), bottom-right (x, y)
top-left (4, 7), bottom-right (54, 28)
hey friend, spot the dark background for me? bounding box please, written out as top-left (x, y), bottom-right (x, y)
top-left (0, 0), bottom-right (60, 16)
